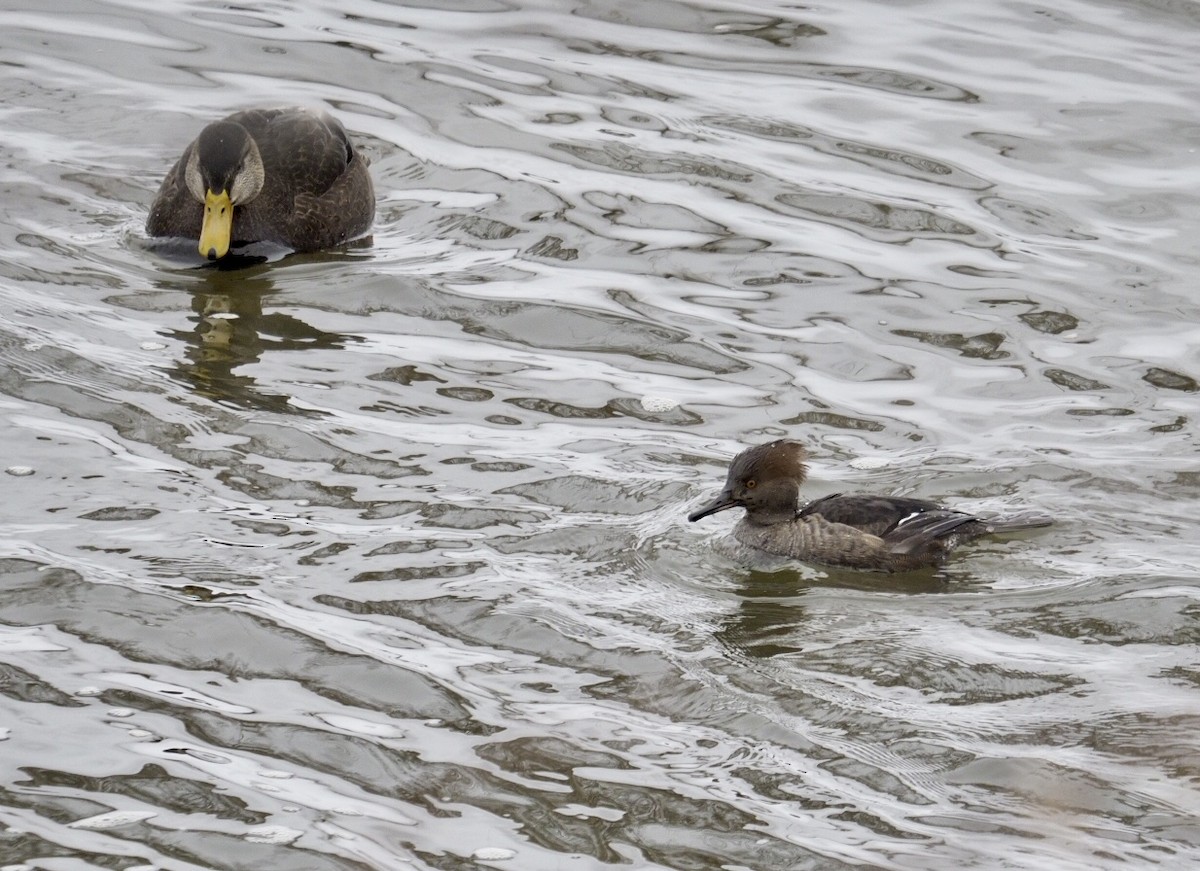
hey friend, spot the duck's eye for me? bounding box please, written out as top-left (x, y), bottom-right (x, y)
top-left (745, 479), bottom-right (757, 489)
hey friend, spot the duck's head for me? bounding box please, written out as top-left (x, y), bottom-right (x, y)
top-left (184, 121), bottom-right (265, 260)
top-left (688, 439), bottom-right (808, 525)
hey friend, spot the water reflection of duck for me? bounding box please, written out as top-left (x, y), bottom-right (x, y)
top-left (689, 439), bottom-right (1051, 572)
top-left (167, 270), bottom-right (360, 413)
top-left (146, 107), bottom-right (374, 260)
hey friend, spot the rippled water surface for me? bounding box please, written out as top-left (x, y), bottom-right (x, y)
top-left (2, 0), bottom-right (1199, 868)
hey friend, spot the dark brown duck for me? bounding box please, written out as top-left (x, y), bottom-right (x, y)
top-left (688, 439), bottom-right (1051, 572)
top-left (146, 107), bottom-right (374, 260)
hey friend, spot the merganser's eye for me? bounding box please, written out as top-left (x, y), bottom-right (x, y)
top-left (745, 479), bottom-right (756, 489)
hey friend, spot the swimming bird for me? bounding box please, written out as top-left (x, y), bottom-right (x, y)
top-left (688, 439), bottom-right (1050, 572)
top-left (146, 107), bottom-right (374, 260)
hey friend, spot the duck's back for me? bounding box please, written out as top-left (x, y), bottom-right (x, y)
top-left (237, 108), bottom-right (354, 200)
top-left (233, 108), bottom-right (373, 249)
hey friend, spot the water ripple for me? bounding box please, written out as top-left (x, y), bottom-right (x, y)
top-left (1, 0), bottom-right (1198, 869)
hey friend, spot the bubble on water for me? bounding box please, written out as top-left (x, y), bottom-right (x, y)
top-left (640, 395), bottom-right (678, 412)
top-left (316, 713), bottom-right (406, 738)
top-left (179, 748), bottom-right (230, 764)
top-left (554, 804), bottom-right (625, 821)
top-left (140, 341), bottom-right (167, 351)
top-left (68, 810), bottom-right (156, 829)
top-left (257, 768), bottom-right (294, 779)
top-left (245, 825), bottom-right (302, 845)
top-left (471, 847), bottom-right (516, 861)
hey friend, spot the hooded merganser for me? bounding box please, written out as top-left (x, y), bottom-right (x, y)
top-left (687, 439), bottom-right (1051, 572)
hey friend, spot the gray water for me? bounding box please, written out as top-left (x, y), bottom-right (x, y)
top-left (1, 0), bottom-right (1199, 869)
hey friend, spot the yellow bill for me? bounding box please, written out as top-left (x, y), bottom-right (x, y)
top-left (199, 189), bottom-right (233, 260)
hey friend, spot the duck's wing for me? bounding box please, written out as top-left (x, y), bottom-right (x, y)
top-left (799, 493), bottom-right (980, 556)
top-left (879, 510), bottom-right (979, 555)
top-left (799, 494), bottom-right (951, 536)
top-left (246, 109), bottom-right (356, 198)
top-left (225, 108), bottom-right (374, 251)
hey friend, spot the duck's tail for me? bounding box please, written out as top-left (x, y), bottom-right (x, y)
top-left (982, 513), bottom-right (1054, 534)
